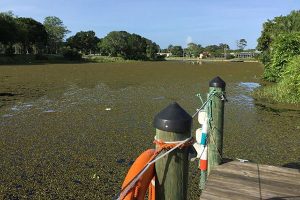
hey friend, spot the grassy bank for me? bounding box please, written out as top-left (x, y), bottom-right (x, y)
top-left (83, 55), bottom-right (138, 63)
top-left (0, 54), bottom-right (164, 65)
top-left (254, 55), bottom-right (300, 104)
top-left (0, 54), bottom-right (86, 65)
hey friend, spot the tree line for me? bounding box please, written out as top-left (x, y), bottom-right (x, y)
top-left (0, 12), bottom-right (69, 55)
top-left (161, 39), bottom-right (247, 58)
top-left (0, 12), bottom-right (160, 60)
top-left (1, 11), bottom-right (250, 61)
top-left (67, 30), bottom-right (160, 60)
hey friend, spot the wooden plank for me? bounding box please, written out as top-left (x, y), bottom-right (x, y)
top-left (212, 169), bottom-right (300, 192)
top-left (212, 161), bottom-right (300, 185)
top-left (202, 177), bottom-right (261, 199)
top-left (200, 161), bottom-right (300, 200)
top-left (207, 171), bottom-right (299, 197)
top-left (223, 161), bottom-right (299, 175)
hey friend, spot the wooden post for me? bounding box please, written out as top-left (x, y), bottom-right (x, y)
top-left (207, 76), bottom-right (226, 175)
top-left (153, 102), bottom-right (192, 200)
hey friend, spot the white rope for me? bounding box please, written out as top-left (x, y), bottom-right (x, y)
top-left (117, 137), bottom-right (192, 200)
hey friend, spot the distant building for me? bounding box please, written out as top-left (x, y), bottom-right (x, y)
top-left (157, 52), bottom-right (172, 57)
top-left (235, 51), bottom-right (261, 58)
top-left (199, 52), bottom-right (210, 59)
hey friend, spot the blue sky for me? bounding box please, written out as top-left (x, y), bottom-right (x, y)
top-left (1, 0), bottom-right (299, 49)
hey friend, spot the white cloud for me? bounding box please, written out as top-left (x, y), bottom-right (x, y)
top-left (186, 36), bottom-right (193, 46)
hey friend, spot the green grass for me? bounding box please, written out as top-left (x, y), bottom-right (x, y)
top-left (254, 83), bottom-right (300, 104)
top-left (253, 55), bottom-right (300, 104)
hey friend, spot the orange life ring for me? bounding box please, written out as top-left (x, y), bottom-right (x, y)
top-left (121, 149), bottom-right (156, 200)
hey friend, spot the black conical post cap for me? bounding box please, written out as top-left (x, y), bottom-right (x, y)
top-left (209, 76), bottom-right (226, 90)
top-left (153, 102), bottom-right (192, 133)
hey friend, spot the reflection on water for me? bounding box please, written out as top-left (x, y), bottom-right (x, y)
top-left (239, 82), bottom-right (260, 91)
top-left (43, 109), bottom-right (56, 113)
top-left (184, 60), bottom-right (203, 65)
top-left (230, 82), bottom-right (261, 108)
top-left (152, 96), bottom-right (165, 100)
top-left (2, 114), bottom-right (13, 118)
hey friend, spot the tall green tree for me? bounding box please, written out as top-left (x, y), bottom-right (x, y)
top-left (264, 32), bottom-right (300, 82)
top-left (16, 17), bottom-right (48, 54)
top-left (145, 39), bottom-right (159, 60)
top-left (43, 16), bottom-right (69, 54)
top-left (66, 31), bottom-right (99, 54)
top-left (0, 12), bottom-right (18, 54)
top-left (204, 45), bottom-right (221, 56)
top-left (127, 33), bottom-right (147, 59)
top-left (0, 12), bottom-right (17, 44)
top-left (219, 43), bottom-right (229, 50)
top-left (185, 43), bottom-right (203, 57)
top-left (99, 31), bottom-right (159, 60)
top-left (167, 44), bottom-right (173, 52)
top-left (257, 10), bottom-right (300, 65)
top-left (170, 45), bottom-right (183, 57)
top-left (255, 10), bottom-right (300, 103)
top-left (236, 39), bottom-right (247, 50)
top-left (100, 31), bottom-right (130, 57)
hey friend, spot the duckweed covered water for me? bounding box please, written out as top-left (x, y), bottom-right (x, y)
top-left (0, 61), bottom-right (299, 199)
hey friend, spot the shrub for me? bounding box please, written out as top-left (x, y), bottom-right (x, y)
top-left (156, 54), bottom-right (166, 61)
top-left (277, 55), bottom-right (300, 102)
top-left (4, 46), bottom-right (14, 56)
top-left (254, 55), bottom-right (300, 103)
top-left (35, 54), bottom-right (48, 60)
top-left (226, 54), bottom-right (235, 59)
top-left (62, 47), bottom-right (82, 60)
top-left (264, 33), bottom-right (300, 82)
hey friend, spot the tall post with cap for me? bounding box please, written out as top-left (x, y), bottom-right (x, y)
top-left (153, 102), bottom-right (192, 200)
top-left (207, 76), bottom-right (226, 175)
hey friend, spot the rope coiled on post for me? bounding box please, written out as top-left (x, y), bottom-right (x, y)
top-left (116, 137), bottom-right (194, 200)
top-left (154, 137), bottom-right (195, 152)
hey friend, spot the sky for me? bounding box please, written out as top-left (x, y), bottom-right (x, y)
top-left (1, 0), bottom-right (300, 49)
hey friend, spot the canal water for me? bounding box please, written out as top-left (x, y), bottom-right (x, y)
top-left (0, 61), bottom-right (299, 199)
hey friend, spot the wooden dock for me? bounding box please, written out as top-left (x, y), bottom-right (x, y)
top-left (200, 161), bottom-right (300, 200)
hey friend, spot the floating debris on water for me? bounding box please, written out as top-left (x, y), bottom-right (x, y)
top-left (2, 114), bottom-right (13, 118)
top-left (43, 109), bottom-right (55, 113)
top-left (11, 106), bottom-right (19, 111)
top-left (92, 173), bottom-right (100, 180)
top-left (105, 108), bottom-right (112, 111)
top-left (153, 96), bottom-right (165, 100)
top-left (236, 158), bottom-right (249, 163)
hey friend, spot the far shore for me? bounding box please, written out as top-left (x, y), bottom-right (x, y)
top-left (1, 54), bottom-right (260, 65)
top-left (165, 57), bottom-right (259, 63)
